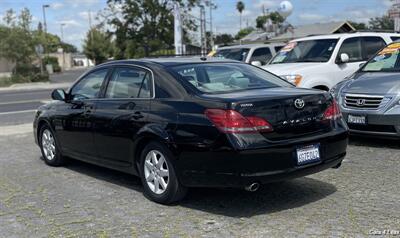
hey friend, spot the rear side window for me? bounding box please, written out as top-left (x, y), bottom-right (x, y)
top-left (70, 68), bottom-right (109, 100)
top-left (362, 37), bottom-right (386, 60)
top-left (338, 37), bottom-right (362, 62)
top-left (105, 67), bottom-right (152, 98)
top-left (250, 47), bottom-right (272, 65)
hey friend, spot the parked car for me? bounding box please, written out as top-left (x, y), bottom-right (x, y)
top-left (34, 58), bottom-right (348, 204)
top-left (214, 43), bottom-right (285, 66)
top-left (264, 32), bottom-right (400, 90)
top-left (332, 42), bottom-right (400, 138)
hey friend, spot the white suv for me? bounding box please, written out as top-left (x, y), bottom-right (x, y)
top-left (215, 43), bottom-right (285, 66)
top-left (263, 32), bottom-right (400, 90)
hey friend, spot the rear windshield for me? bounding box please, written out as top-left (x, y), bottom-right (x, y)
top-left (171, 63), bottom-right (292, 94)
top-left (362, 43), bottom-right (400, 72)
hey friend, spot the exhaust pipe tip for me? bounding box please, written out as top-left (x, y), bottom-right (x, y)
top-left (245, 182), bottom-right (260, 192)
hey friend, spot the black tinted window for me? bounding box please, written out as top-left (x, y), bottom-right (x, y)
top-left (391, 36), bottom-right (400, 42)
top-left (70, 69), bottom-right (108, 100)
top-left (250, 48), bottom-right (272, 65)
top-left (362, 37), bottom-right (386, 60)
top-left (106, 67), bottom-right (152, 98)
top-left (338, 37), bottom-right (362, 62)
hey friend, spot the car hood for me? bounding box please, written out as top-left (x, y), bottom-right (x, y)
top-left (263, 63), bottom-right (322, 76)
top-left (342, 72), bottom-right (400, 96)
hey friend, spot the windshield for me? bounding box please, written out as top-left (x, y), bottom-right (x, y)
top-left (362, 43), bottom-right (400, 72)
top-left (214, 48), bottom-right (250, 61)
top-left (270, 39), bottom-right (338, 64)
top-left (171, 63), bottom-right (292, 94)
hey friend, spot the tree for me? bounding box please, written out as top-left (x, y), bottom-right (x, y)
top-left (235, 27), bottom-right (254, 40)
top-left (236, 1), bottom-right (245, 31)
top-left (0, 8), bottom-right (35, 72)
top-left (256, 11), bottom-right (284, 30)
top-left (369, 15), bottom-right (394, 30)
top-left (99, 0), bottom-right (198, 59)
top-left (215, 34), bottom-right (234, 45)
top-left (82, 28), bottom-right (113, 64)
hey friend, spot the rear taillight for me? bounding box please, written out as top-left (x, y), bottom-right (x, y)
top-left (323, 100), bottom-right (342, 120)
top-left (205, 109), bottom-right (273, 133)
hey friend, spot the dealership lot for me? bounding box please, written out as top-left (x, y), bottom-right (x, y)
top-left (0, 131), bottom-right (399, 237)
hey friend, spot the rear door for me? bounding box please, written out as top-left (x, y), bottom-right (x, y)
top-left (92, 66), bottom-right (152, 166)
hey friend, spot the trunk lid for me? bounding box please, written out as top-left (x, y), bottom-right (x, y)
top-left (203, 87), bottom-right (333, 141)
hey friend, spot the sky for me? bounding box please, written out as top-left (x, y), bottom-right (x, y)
top-left (0, 0), bottom-right (395, 51)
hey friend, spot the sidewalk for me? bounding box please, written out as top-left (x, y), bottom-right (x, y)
top-left (0, 81), bottom-right (71, 92)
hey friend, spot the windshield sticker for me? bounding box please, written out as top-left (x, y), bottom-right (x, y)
top-left (378, 43), bottom-right (400, 55)
top-left (280, 42), bottom-right (297, 52)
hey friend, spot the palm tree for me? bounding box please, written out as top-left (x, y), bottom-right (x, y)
top-left (236, 1), bottom-right (245, 31)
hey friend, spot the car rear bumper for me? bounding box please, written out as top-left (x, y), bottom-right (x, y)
top-left (175, 131), bottom-right (347, 188)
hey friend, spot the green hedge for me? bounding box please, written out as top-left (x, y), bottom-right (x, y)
top-left (43, 56), bottom-right (61, 73)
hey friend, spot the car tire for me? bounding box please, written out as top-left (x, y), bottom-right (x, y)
top-left (39, 124), bottom-right (66, 166)
top-left (139, 141), bottom-right (187, 204)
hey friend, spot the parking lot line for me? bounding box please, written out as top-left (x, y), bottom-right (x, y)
top-left (0, 99), bottom-right (48, 106)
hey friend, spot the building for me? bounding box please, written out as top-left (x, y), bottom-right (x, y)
top-left (241, 21), bottom-right (355, 44)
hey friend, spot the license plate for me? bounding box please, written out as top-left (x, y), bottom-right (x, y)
top-left (348, 115), bottom-right (366, 125)
top-left (296, 144), bottom-right (320, 166)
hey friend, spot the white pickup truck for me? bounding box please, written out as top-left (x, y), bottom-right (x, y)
top-left (263, 32), bottom-right (400, 90)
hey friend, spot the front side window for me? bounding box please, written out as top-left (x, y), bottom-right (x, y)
top-left (105, 67), bottom-right (152, 98)
top-left (172, 63), bottom-right (292, 94)
top-left (271, 39), bottom-right (338, 64)
top-left (362, 43), bottom-right (400, 72)
top-left (337, 37), bottom-right (362, 62)
top-left (70, 69), bottom-right (109, 100)
top-left (250, 48), bottom-right (272, 65)
top-left (214, 48), bottom-right (250, 62)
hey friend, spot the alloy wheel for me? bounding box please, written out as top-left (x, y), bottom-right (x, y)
top-left (41, 129), bottom-right (56, 161)
top-left (143, 150), bottom-right (170, 194)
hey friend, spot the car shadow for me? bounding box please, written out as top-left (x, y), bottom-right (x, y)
top-left (349, 135), bottom-right (400, 149)
top-left (61, 158), bottom-right (336, 218)
top-left (180, 178), bottom-right (336, 217)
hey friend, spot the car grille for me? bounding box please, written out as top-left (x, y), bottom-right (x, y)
top-left (344, 94), bottom-right (387, 109)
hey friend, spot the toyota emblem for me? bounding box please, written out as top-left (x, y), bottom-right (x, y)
top-left (294, 98), bottom-right (305, 109)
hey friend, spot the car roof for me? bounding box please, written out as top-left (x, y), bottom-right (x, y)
top-left (99, 57), bottom-right (241, 68)
top-left (292, 32), bottom-right (400, 42)
top-left (217, 43), bottom-right (284, 50)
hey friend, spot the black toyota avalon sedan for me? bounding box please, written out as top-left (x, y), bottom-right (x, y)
top-left (34, 58), bottom-right (348, 204)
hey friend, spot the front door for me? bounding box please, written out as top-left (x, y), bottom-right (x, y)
top-left (92, 66), bottom-right (153, 166)
top-left (55, 68), bottom-right (110, 158)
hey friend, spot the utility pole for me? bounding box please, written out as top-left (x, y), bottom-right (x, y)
top-left (200, 5), bottom-right (207, 56)
top-left (205, 0), bottom-right (217, 50)
top-left (60, 23), bottom-right (66, 71)
top-left (42, 4), bottom-right (50, 59)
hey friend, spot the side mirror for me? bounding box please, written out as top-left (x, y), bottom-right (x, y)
top-left (51, 89), bottom-right (66, 101)
top-left (251, 61), bottom-right (262, 67)
top-left (338, 53), bottom-right (350, 64)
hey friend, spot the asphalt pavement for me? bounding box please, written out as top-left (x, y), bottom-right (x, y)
top-left (0, 68), bottom-right (87, 126)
